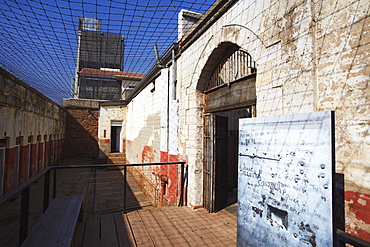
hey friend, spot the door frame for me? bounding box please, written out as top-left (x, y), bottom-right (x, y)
top-left (111, 120), bottom-right (122, 153)
top-left (203, 113), bottom-right (229, 212)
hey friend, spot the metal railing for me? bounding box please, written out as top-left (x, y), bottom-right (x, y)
top-left (337, 229), bottom-right (370, 247)
top-left (0, 162), bottom-right (187, 246)
top-left (1, 161), bottom-right (370, 247)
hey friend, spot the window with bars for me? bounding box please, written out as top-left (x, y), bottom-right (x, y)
top-left (205, 49), bottom-right (256, 92)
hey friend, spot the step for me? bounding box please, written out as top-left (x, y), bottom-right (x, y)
top-left (108, 158), bottom-right (126, 163)
top-left (98, 152), bottom-right (126, 164)
top-left (106, 153), bottom-right (126, 158)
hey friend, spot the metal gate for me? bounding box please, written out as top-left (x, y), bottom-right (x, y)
top-left (203, 114), bottom-right (228, 212)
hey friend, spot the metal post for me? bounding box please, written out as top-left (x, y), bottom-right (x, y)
top-left (53, 169), bottom-right (57, 198)
top-left (123, 166), bottom-right (127, 214)
top-left (180, 163), bottom-right (184, 206)
top-left (43, 170), bottom-right (50, 212)
top-left (19, 187), bottom-right (30, 246)
top-left (184, 165), bottom-right (188, 206)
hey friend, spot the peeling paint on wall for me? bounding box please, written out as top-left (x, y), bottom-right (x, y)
top-left (345, 191), bottom-right (370, 241)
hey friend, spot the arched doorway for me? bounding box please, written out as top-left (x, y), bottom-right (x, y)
top-left (201, 43), bottom-right (257, 212)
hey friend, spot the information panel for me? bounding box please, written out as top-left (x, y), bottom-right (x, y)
top-left (238, 111), bottom-right (334, 246)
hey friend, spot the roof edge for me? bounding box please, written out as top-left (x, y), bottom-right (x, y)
top-left (179, 0), bottom-right (237, 53)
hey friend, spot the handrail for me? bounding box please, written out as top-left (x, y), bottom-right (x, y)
top-left (2, 162), bottom-right (370, 247)
top-left (0, 161), bottom-right (187, 246)
top-left (337, 229), bottom-right (370, 247)
top-left (52, 161), bottom-right (186, 169)
top-left (49, 162), bottom-right (187, 213)
top-left (0, 167), bottom-right (51, 205)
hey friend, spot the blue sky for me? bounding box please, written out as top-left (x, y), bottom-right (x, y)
top-left (0, 0), bottom-right (215, 103)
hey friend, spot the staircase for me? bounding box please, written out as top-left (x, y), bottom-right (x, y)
top-left (99, 152), bottom-right (126, 164)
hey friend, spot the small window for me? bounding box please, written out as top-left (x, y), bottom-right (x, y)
top-left (16, 137), bottom-right (22, 146)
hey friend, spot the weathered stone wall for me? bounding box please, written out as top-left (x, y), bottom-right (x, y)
top-left (0, 67), bottom-right (66, 194)
top-left (126, 76), bottom-right (162, 165)
top-left (126, 67), bottom-right (180, 164)
top-left (177, 0), bottom-right (369, 239)
top-left (125, 67), bottom-right (182, 205)
top-left (314, 0), bottom-right (370, 239)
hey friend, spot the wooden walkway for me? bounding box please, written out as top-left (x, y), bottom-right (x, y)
top-left (75, 206), bottom-right (236, 247)
top-left (0, 163), bottom-right (237, 247)
top-left (56, 167), bottom-right (238, 247)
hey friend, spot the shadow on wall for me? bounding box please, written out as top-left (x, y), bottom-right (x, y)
top-left (62, 108), bottom-right (100, 162)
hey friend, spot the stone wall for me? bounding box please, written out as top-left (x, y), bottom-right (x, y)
top-left (314, 0), bottom-right (370, 239)
top-left (176, 0), bottom-right (369, 239)
top-left (0, 67), bottom-right (65, 195)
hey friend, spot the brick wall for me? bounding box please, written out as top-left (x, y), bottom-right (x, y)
top-left (63, 108), bottom-right (99, 159)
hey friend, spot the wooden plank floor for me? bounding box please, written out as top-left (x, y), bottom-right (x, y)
top-left (67, 168), bottom-right (237, 247)
top-left (77, 206), bottom-right (237, 247)
top-left (0, 163), bottom-right (236, 247)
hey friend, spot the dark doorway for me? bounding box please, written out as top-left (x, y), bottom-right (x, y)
top-left (110, 126), bottom-right (121, 153)
top-left (203, 108), bottom-right (253, 212)
top-left (203, 114), bottom-right (229, 212)
top-left (200, 46), bottom-right (257, 212)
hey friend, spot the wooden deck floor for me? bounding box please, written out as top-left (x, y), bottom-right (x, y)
top-left (0, 164), bottom-right (237, 247)
top-left (56, 167), bottom-right (238, 247)
top-left (75, 206), bottom-right (237, 247)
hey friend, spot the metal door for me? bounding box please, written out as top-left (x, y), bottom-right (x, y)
top-left (203, 114), bottom-right (214, 212)
top-left (203, 114), bottom-right (229, 212)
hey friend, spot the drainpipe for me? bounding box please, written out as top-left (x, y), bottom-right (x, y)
top-left (168, 47), bottom-right (177, 158)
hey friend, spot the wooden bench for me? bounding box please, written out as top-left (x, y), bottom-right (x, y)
top-left (21, 195), bottom-right (83, 247)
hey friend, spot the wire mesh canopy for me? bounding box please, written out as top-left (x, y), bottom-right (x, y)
top-left (0, 0), bottom-right (216, 104)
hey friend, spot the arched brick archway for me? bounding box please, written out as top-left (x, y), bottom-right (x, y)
top-left (190, 24), bottom-right (266, 92)
top-left (188, 25), bottom-right (266, 212)
top-left (196, 42), bottom-right (240, 92)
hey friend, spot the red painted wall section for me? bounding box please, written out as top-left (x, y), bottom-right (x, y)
top-left (52, 140), bottom-right (56, 165)
top-left (4, 148), bottom-right (15, 193)
top-left (142, 146), bottom-right (154, 163)
top-left (44, 141), bottom-right (49, 167)
top-left (100, 139), bottom-right (110, 144)
top-left (19, 145), bottom-right (28, 184)
top-left (159, 151), bottom-right (181, 204)
top-left (55, 140), bottom-right (60, 163)
top-left (345, 191), bottom-right (370, 241)
top-left (129, 146), bottom-right (186, 206)
top-left (38, 142), bottom-right (44, 171)
top-left (49, 141), bottom-right (54, 165)
top-left (30, 143), bottom-right (37, 177)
